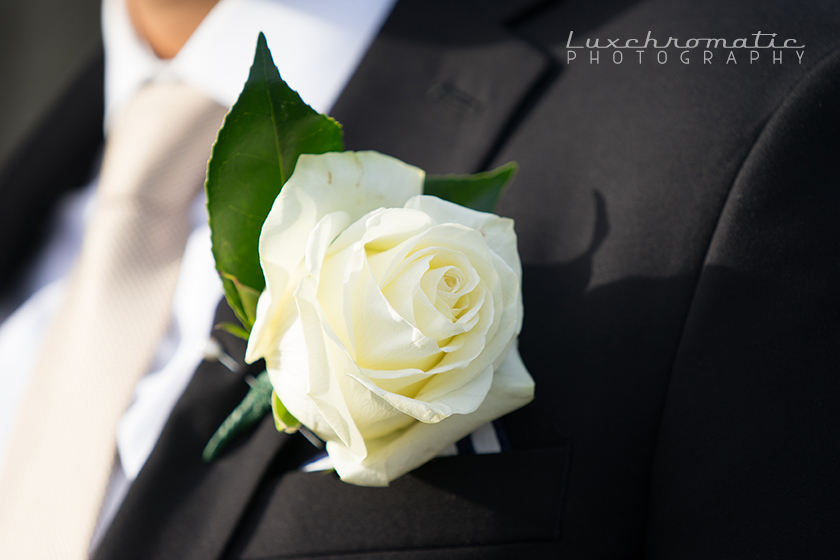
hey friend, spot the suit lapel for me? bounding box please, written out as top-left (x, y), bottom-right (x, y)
top-left (93, 299), bottom-right (296, 560)
top-left (0, 52), bottom-right (104, 294)
top-left (331, 0), bottom-right (553, 174)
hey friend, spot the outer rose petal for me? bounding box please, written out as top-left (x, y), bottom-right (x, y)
top-left (328, 345), bottom-right (535, 486)
top-left (246, 152), bottom-right (424, 363)
top-left (404, 195), bottom-right (521, 279)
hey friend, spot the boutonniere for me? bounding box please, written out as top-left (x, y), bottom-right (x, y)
top-left (202, 34), bottom-right (534, 487)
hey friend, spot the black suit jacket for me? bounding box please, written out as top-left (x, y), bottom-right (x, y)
top-left (1, 0), bottom-right (839, 558)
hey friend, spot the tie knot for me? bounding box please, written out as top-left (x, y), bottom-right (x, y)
top-left (98, 82), bottom-right (227, 211)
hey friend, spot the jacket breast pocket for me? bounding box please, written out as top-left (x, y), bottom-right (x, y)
top-left (226, 446), bottom-right (569, 559)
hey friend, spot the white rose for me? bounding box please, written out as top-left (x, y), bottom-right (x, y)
top-left (246, 151), bottom-right (534, 486)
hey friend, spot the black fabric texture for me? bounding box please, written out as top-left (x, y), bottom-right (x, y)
top-left (226, 447), bottom-right (569, 559)
top-left (1, 0), bottom-right (839, 558)
top-left (0, 50), bottom-right (104, 295)
top-left (646, 47), bottom-right (840, 559)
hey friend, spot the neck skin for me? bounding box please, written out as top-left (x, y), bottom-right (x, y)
top-left (125, 0), bottom-right (220, 59)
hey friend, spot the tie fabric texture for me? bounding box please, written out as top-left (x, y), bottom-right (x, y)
top-left (0, 82), bottom-right (226, 559)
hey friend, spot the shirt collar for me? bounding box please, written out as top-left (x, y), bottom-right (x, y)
top-left (102, 0), bottom-right (398, 133)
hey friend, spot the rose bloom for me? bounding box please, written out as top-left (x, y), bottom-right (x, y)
top-left (245, 151), bottom-right (534, 486)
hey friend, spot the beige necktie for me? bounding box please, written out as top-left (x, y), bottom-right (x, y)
top-left (0, 82), bottom-right (226, 559)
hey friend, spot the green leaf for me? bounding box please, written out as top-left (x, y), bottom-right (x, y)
top-left (206, 32), bottom-right (344, 330)
top-left (202, 370), bottom-right (275, 462)
top-left (220, 273), bottom-right (261, 330)
top-left (272, 391), bottom-right (301, 433)
top-left (215, 322), bottom-right (251, 341)
top-left (423, 161), bottom-right (518, 213)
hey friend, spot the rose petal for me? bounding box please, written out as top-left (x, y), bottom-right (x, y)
top-left (290, 276), bottom-right (368, 458)
top-left (404, 195), bottom-right (521, 279)
top-left (330, 345), bottom-right (535, 486)
top-left (350, 359), bottom-right (494, 422)
top-left (380, 251), bottom-right (434, 326)
top-left (247, 152), bottom-right (424, 363)
top-left (352, 257), bottom-right (443, 372)
top-left (268, 318), bottom-right (338, 442)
